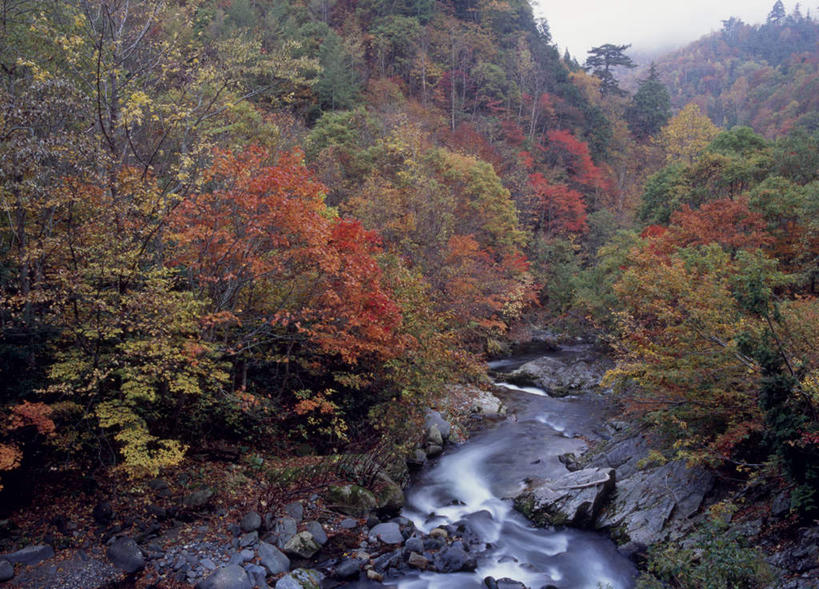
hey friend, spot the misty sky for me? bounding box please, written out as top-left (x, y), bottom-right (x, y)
top-left (534, 0), bottom-right (796, 60)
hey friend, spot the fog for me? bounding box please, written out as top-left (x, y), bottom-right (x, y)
top-left (534, 0), bottom-right (796, 60)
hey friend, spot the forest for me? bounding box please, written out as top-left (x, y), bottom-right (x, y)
top-left (0, 0), bottom-right (817, 587)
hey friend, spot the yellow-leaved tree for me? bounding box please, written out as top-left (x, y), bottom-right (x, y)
top-left (658, 102), bottom-right (720, 164)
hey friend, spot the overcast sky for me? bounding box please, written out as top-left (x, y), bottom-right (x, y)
top-left (534, 0), bottom-right (797, 60)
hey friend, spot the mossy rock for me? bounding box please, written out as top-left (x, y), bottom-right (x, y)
top-left (325, 484), bottom-right (377, 517)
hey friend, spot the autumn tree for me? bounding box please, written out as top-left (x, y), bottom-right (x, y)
top-left (658, 103), bottom-right (720, 164)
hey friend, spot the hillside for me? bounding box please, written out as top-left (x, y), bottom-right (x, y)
top-left (642, 4), bottom-right (819, 137)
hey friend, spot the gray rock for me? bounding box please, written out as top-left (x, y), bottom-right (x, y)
top-left (229, 549), bottom-right (254, 565)
top-left (425, 411), bottom-right (451, 439)
top-left (238, 531), bottom-right (258, 548)
top-left (368, 522), bottom-right (403, 545)
top-left (183, 488), bottom-right (214, 509)
top-left (340, 518), bottom-right (358, 529)
top-left (333, 558), bottom-right (362, 579)
top-left (304, 521), bottom-right (327, 545)
top-left (407, 552), bottom-right (428, 569)
top-left (282, 531), bottom-right (321, 559)
top-left (2, 544), bottom-right (54, 567)
top-left (407, 449), bottom-right (427, 467)
top-left (196, 564), bottom-right (252, 589)
top-left (510, 356), bottom-right (607, 395)
top-left (372, 549), bottom-right (401, 573)
top-left (434, 544), bottom-right (475, 573)
top-left (258, 541), bottom-right (290, 575)
top-left (425, 444), bottom-right (443, 458)
top-left (594, 456), bottom-right (714, 545)
top-left (245, 564), bottom-right (268, 587)
top-left (471, 389), bottom-right (507, 417)
top-left (767, 527), bottom-right (819, 575)
top-left (427, 423), bottom-right (444, 446)
top-left (771, 490), bottom-right (791, 518)
top-left (106, 537), bottom-right (145, 573)
top-left (275, 568), bottom-right (324, 589)
top-left (0, 560), bottom-right (12, 582)
top-left (375, 475), bottom-right (405, 513)
top-left (496, 579), bottom-right (527, 589)
top-left (515, 468), bottom-right (615, 528)
top-left (404, 537), bottom-right (423, 554)
top-left (272, 516), bottom-right (298, 544)
top-left (283, 502), bottom-right (304, 523)
top-left (240, 511), bottom-right (261, 532)
top-left (326, 485), bottom-right (377, 517)
top-left (201, 558), bottom-right (218, 570)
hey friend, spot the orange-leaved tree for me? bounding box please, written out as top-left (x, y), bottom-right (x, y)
top-left (169, 146), bottom-right (403, 441)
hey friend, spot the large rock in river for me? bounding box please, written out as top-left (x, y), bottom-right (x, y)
top-left (508, 356), bottom-right (607, 395)
top-left (515, 467), bottom-right (615, 528)
top-left (595, 458), bottom-right (714, 545)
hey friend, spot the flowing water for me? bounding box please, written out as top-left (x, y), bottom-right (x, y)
top-left (391, 348), bottom-right (637, 589)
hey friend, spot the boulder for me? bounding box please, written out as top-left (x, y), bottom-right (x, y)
top-left (238, 531), bottom-right (258, 548)
top-left (275, 568), bottom-right (324, 589)
top-left (245, 564), bottom-right (267, 588)
top-left (182, 488), bottom-right (214, 509)
top-left (0, 560), bottom-right (12, 583)
top-left (240, 511), bottom-right (261, 533)
top-left (368, 522), bottom-right (403, 545)
top-left (407, 449), bottom-right (427, 467)
top-left (258, 541), bottom-right (290, 575)
top-left (404, 537), bottom-right (423, 554)
top-left (375, 475), bottom-right (404, 513)
top-left (282, 532), bottom-right (321, 559)
top-left (304, 521), bottom-right (327, 545)
top-left (510, 356), bottom-right (606, 395)
top-left (106, 537), bottom-right (145, 573)
top-left (407, 552), bottom-right (428, 570)
top-left (228, 549), bottom-right (254, 565)
top-left (283, 502), bottom-right (304, 523)
top-left (515, 467), bottom-right (615, 528)
top-left (425, 444), bottom-right (443, 458)
top-left (594, 458), bottom-right (714, 545)
top-left (333, 558), bottom-right (362, 579)
top-left (426, 424), bottom-right (444, 446)
top-left (2, 545), bottom-right (54, 566)
top-left (196, 565), bottom-right (252, 589)
top-left (425, 411), bottom-right (451, 439)
top-left (339, 518), bottom-right (358, 529)
top-left (433, 544), bottom-right (475, 573)
top-left (326, 485), bottom-right (377, 517)
top-left (271, 517), bottom-right (298, 548)
top-left (472, 390), bottom-right (506, 417)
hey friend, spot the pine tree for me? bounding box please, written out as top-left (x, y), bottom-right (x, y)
top-left (585, 43), bottom-right (636, 96)
top-left (626, 64), bottom-right (672, 139)
top-left (767, 0), bottom-right (786, 24)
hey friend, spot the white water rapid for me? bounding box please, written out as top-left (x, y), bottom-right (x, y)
top-left (390, 350), bottom-right (636, 589)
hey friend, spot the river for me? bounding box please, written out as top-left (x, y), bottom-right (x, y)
top-left (389, 346), bottom-right (637, 589)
